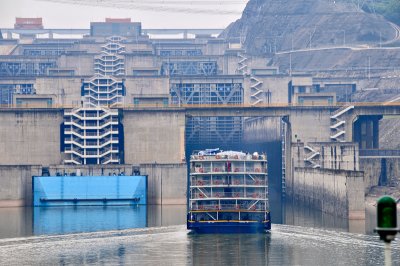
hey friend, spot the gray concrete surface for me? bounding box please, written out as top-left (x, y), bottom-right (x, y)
top-left (290, 167), bottom-right (365, 219)
top-left (141, 163), bottom-right (187, 205)
top-left (0, 165), bottom-right (41, 207)
top-left (123, 109), bottom-right (186, 164)
top-left (0, 109), bottom-right (64, 165)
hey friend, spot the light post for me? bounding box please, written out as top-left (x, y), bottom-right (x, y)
top-left (374, 196), bottom-right (399, 266)
top-left (343, 30), bottom-right (346, 47)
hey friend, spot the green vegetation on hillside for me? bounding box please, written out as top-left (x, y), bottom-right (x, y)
top-left (350, 0), bottom-right (400, 25)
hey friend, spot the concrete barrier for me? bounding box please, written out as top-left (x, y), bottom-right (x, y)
top-left (141, 163), bottom-right (187, 205)
top-left (290, 167), bottom-right (365, 219)
top-left (0, 165), bottom-right (41, 207)
top-left (360, 157), bottom-right (400, 192)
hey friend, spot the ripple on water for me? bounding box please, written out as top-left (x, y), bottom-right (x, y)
top-left (0, 224), bottom-right (399, 266)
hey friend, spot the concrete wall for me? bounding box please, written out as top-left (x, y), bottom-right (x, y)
top-left (0, 165), bottom-right (41, 207)
top-left (123, 109), bottom-right (186, 164)
top-left (35, 77), bottom-right (83, 106)
top-left (140, 163), bottom-right (187, 205)
top-left (125, 76), bottom-right (170, 100)
top-left (205, 40), bottom-right (227, 56)
top-left (0, 109), bottom-right (64, 165)
top-left (254, 75), bottom-right (291, 104)
top-left (292, 142), bottom-right (359, 171)
top-left (243, 117), bottom-right (282, 143)
top-left (223, 53), bottom-right (241, 76)
top-left (0, 108), bottom-right (184, 167)
top-left (125, 54), bottom-right (156, 72)
top-left (290, 108), bottom-right (332, 143)
top-left (58, 53), bottom-right (94, 76)
top-left (360, 157), bottom-right (400, 193)
top-left (289, 167), bottom-right (365, 219)
top-left (36, 75), bottom-right (171, 107)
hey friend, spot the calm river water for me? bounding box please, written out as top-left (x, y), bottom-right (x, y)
top-left (0, 202), bottom-right (399, 265)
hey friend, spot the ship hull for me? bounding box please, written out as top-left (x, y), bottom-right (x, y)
top-left (187, 220), bottom-right (271, 234)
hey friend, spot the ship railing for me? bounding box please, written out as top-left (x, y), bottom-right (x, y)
top-left (192, 192), bottom-right (267, 199)
top-left (245, 168), bottom-right (265, 173)
top-left (191, 180), bottom-right (267, 186)
top-left (232, 167), bottom-right (244, 172)
top-left (192, 167), bottom-right (212, 173)
top-left (191, 168), bottom-right (267, 174)
top-left (190, 154), bottom-right (267, 161)
top-left (192, 204), bottom-right (265, 211)
top-left (212, 180), bottom-right (225, 185)
top-left (232, 179), bottom-right (266, 186)
top-left (193, 180), bottom-right (211, 186)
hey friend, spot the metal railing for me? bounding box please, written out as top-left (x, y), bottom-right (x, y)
top-left (359, 149), bottom-right (400, 157)
top-left (192, 179), bottom-right (266, 186)
top-left (191, 168), bottom-right (266, 174)
top-left (191, 204), bottom-right (266, 211)
top-left (192, 192), bottom-right (267, 199)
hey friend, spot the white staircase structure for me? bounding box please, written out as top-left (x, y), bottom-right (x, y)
top-left (95, 36), bottom-right (126, 76)
top-left (82, 76), bottom-right (125, 107)
top-left (94, 54), bottom-right (125, 76)
top-left (330, 106), bottom-right (354, 142)
top-left (304, 145), bottom-right (321, 169)
top-left (237, 53), bottom-right (248, 75)
top-left (236, 53), bottom-right (264, 106)
top-left (63, 36), bottom-right (126, 165)
top-left (250, 76), bottom-right (264, 106)
top-left (64, 107), bottom-right (120, 165)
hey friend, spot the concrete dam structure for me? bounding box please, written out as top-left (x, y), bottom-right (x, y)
top-left (1, 18), bottom-right (399, 220)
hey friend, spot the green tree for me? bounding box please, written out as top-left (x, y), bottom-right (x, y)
top-left (385, 0), bottom-right (400, 25)
top-left (369, 0), bottom-right (400, 25)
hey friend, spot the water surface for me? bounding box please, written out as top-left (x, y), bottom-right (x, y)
top-left (0, 203), bottom-right (399, 265)
top-left (0, 225), bottom-right (398, 265)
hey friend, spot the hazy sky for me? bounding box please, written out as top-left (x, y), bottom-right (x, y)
top-left (0, 0), bottom-right (248, 29)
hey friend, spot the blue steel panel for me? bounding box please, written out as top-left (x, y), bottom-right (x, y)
top-left (33, 176), bottom-right (147, 207)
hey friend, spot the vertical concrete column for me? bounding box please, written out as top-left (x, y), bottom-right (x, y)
top-left (346, 172), bottom-right (365, 220)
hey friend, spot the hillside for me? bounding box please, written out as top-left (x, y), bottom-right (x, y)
top-left (221, 0), bottom-right (400, 149)
top-left (221, 0), bottom-right (397, 55)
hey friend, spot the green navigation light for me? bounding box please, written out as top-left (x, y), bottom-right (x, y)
top-left (375, 196), bottom-right (399, 243)
top-left (377, 196), bottom-right (397, 229)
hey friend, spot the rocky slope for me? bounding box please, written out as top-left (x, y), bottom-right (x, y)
top-left (221, 0), bottom-right (396, 55)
